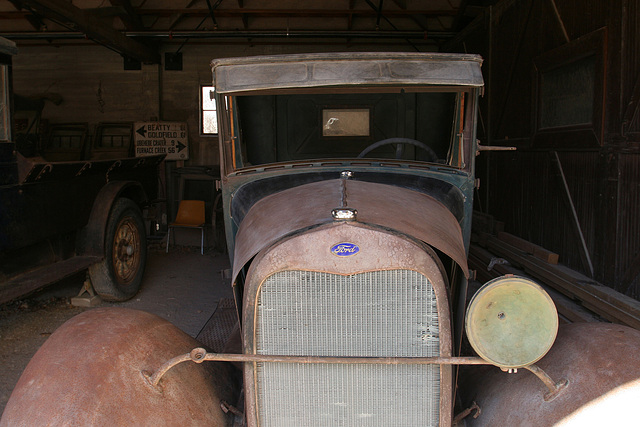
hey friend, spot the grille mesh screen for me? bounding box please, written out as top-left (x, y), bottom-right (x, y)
top-left (255, 270), bottom-right (440, 426)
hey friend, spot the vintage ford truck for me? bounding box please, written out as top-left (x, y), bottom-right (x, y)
top-left (3, 52), bottom-right (640, 426)
top-left (0, 37), bottom-right (162, 305)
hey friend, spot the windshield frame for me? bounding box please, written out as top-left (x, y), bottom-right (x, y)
top-left (217, 85), bottom-right (477, 177)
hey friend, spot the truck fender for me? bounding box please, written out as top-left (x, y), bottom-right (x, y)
top-left (78, 181), bottom-right (148, 257)
top-left (0, 308), bottom-right (241, 426)
top-left (461, 322), bottom-right (640, 426)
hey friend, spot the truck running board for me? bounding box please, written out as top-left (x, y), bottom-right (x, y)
top-left (0, 255), bottom-right (101, 304)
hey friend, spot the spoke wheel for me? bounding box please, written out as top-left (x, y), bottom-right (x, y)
top-left (89, 198), bottom-right (147, 301)
top-left (112, 217), bottom-right (141, 284)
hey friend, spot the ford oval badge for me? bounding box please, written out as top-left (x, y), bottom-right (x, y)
top-left (331, 242), bottom-right (360, 257)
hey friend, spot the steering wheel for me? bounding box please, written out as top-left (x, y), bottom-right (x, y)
top-left (357, 138), bottom-right (439, 162)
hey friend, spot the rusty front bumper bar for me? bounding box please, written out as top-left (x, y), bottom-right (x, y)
top-left (142, 347), bottom-right (567, 401)
top-left (143, 347), bottom-right (489, 387)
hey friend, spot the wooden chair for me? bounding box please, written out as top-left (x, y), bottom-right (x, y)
top-left (166, 200), bottom-right (206, 255)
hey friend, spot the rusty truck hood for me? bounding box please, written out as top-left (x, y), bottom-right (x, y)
top-left (232, 179), bottom-right (468, 283)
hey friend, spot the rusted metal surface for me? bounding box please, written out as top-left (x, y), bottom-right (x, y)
top-left (0, 308), bottom-right (240, 427)
top-left (461, 322), bottom-right (640, 426)
top-left (231, 179), bottom-right (468, 285)
top-left (453, 401), bottom-right (481, 424)
top-left (241, 222), bottom-right (454, 427)
top-left (523, 364), bottom-right (569, 402)
top-left (554, 377), bottom-right (640, 425)
top-left (212, 52), bottom-right (484, 94)
top-left (147, 346), bottom-right (489, 387)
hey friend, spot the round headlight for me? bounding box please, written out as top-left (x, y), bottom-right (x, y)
top-left (465, 275), bottom-right (558, 369)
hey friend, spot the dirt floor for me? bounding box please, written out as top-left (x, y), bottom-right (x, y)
top-left (0, 246), bottom-right (232, 416)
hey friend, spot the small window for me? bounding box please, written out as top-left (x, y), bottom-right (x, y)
top-left (322, 108), bottom-right (370, 137)
top-left (201, 86), bottom-right (218, 135)
top-left (539, 56), bottom-right (595, 129)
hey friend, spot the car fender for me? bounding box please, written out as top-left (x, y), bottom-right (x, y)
top-left (0, 308), bottom-right (240, 426)
top-left (231, 179), bottom-right (469, 285)
top-left (461, 322), bottom-right (640, 426)
top-left (78, 181), bottom-right (148, 257)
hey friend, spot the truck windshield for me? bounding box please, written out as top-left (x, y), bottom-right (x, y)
top-left (218, 87), bottom-right (468, 174)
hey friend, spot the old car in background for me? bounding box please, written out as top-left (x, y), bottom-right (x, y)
top-left (4, 51), bottom-right (640, 426)
top-left (0, 37), bottom-right (162, 305)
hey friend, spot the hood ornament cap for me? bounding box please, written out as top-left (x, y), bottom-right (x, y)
top-left (332, 207), bottom-right (357, 221)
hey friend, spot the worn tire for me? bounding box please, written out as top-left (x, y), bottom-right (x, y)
top-left (89, 198), bottom-right (147, 301)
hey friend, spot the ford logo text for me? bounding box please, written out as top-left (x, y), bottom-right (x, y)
top-left (331, 242), bottom-right (360, 257)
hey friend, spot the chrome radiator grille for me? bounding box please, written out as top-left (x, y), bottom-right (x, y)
top-left (255, 270), bottom-right (440, 427)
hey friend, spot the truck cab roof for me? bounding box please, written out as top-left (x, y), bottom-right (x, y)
top-left (212, 52), bottom-right (484, 94)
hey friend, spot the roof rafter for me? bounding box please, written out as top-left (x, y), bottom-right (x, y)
top-left (109, 0), bottom-right (144, 31)
top-left (18, 0), bottom-right (159, 63)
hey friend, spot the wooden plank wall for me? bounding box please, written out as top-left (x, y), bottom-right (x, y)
top-left (449, 0), bottom-right (640, 298)
top-left (10, 42), bottom-right (420, 168)
top-left (10, 44), bottom-right (241, 167)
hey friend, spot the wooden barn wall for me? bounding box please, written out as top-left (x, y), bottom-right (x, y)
top-left (11, 46), bottom-right (161, 127)
top-left (11, 42), bottom-right (425, 168)
top-left (449, 0), bottom-right (640, 297)
top-left (618, 153), bottom-right (640, 297)
top-left (623, 0), bottom-right (640, 135)
top-left (11, 43), bottom-right (263, 167)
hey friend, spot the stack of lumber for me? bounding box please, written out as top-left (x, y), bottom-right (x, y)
top-left (470, 212), bottom-right (640, 330)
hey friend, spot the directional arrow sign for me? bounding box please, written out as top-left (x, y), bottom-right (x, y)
top-left (133, 122), bottom-right (189, 160)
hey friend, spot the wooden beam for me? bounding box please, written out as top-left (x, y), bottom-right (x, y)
top-left (469, 244), bottom-right (600, 324)
top-left (392, 0), bottom-right (407, 9)
top-left (622, 71), bottom-right (640, 135)
top-left (19, 0), bottom-right (159, 63)
top-left (621, 251), bottom-right (640, 294)
top-left (483, 236), bottom-right (640, 329)
top-left (492, 0), bottom-right (534, 141)
top-left (551, 151), bottom-right (595, 277)
top-left (167, 0), bottom-right (199, 31)
top-left (134, 8), bottom-right (458, 18)
top-left (8, 0), bottom-right (46, 30)
top-left (496, 231), bottom-right (559, 264)
top-left (548, 0), bottom-right (570, 43)
top-left (451, 0), bottom-right (469, 32)
top-left (204, 0), bottom-right (220, 30)
top-left (109, 0), bottom-right (144, 31)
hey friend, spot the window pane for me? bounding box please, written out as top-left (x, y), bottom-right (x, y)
top-left (202, 86), bottom-right (216, 110)
top-left (203, 111), bottom-right (218, 134)
top-left (322, 108), bottom-right (370, 137)
top-left (201, 86), bottom-right (217, 134)
top-left (540, 56), bottom-right (595, 129)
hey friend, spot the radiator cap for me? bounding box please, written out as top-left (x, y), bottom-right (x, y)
top-left (465, 275), bottom-right (558, 369)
